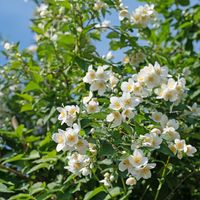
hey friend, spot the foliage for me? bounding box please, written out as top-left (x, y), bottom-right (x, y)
top-left (0, 0), bottom-right (200, 200)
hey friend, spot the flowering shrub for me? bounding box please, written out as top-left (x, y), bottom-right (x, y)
top-left (53, 60), bottom-right (197, 184)
top-left (0, 0), bottom-right (200, 199)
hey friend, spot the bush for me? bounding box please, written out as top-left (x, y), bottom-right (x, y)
top-left (0, 0), bottom-right (200, 199)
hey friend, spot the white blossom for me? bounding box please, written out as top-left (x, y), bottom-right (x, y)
top-left (134, 163), bottom-right (156, 180)
top-left (130, 4), bottom-right (156, 27)
top-left (106, 111), bottom-right (123, 127)
top-left (65, 153), bottom-right (91, 176)
top-left (126, 177), bottom-right (137, 186)
top-left (119, 9), bottom-right (129, 21)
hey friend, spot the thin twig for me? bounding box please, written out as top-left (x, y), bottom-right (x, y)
top-left (154, 156), bottom-right (170, 200)
top-left (0, 163), bottom-right (30, 180)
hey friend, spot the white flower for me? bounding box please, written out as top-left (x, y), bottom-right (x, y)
top-left (83, 91), bottom-right (93, 105)
top-left (66, 105), bottom-right (80, 116)
top-left (101, 20), bottom-right (110, 28)
top-left (4, 42), bottom-right (12, 50)
top-left (151, 111), bottom-right (163, 122)
top-left (87, 99), bottom-right (100, 113)
top-left (36, 3), bottom-right (48, 17)
top-left (169, 139), bottom-right (186, 159)
top-left (119, 9), bottom-right (129, 21)
top-left (83, 65), bottom-right (96, 84)
top-left (96, 66), bottom-right (110, 81)
top-left (156, 78), bottom-right (183, 102)
top-left (121, 78), bottom-right (135, 93)
top-left (94, 0), bottom-right (107, 11)
top-left (130, 149), bottom-right (148, 168)
top-left (166, 119), bottom-right (179, 130)
top-left (121, 93), bottom-right (141, 109)
top-left (57, 106), bottom-right (68, 125)
top-left (131, 4), bottom-right (156, 27)
top-left (168, 143), bottom-right (177, 155)
top-left (100, 173), bottom-right (114, 187)
top-left (154, 62), bottom-right (168, 79)
top-left (122, 109), bottom-right (136, 120)
top-left (57, 105), bottom-right (79, 126)
top-left (103, 51), bottom-right (114, 60)
top-left (106, 111), bottom-right (122, 127)
top-left (76, 138), bottom-right (89, 154)
top-left (184, 145), bottom-right (197, 157)
top-left (162, 127), bottom-right (180, 141)
top-left (119, 156), bottom-right (134, 174)
top-left (132, 82), bottom-right (147, 97)
top-left (138, 64), bottom-right (161, 88)
top-left (65, 153), bottom-right (90, 176)
top-left (160, 114), bottom-right (168, 128)
top-left (109, 75), bottom-right (119, 89)
top-left (174, 139), bottom-right (186, 151)
top-left (52, 129), bottom-right (66, 152)
top-left (81, 167), bottom-right (91, 176)
top-left (140, 132), bottom-right (162, 149)
top-left (126, 177), bottom-right (137, 186)
top-left (110, 96), bottom-right (122, 110)
top-left (150, 128), bottom-right (161, 135)
top-left (90, 80), bottom-right (106, 96)
top-left (134, 163), bottom-right (156, 180)
top-left (65, 124), bottom-right (80, 146)
top-left (189, 103), bottom-right (200, 116)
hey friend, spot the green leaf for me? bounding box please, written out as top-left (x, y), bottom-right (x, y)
top-left (9, 193), bottom-right (35, 200)
top-left (20, 104), bottom-right (33, 112)
top-left (121, 123), bottom-right (133, 134)
top-left (23, 81), bottom-right (41, 93)
top-left (27, 163), bottom-right (51, 174)
top-left (23, 150), bottom-right (40, 160)
top-left (177, 0), bottom-right (189, 6)
top-left (0, 183), bottom-right (14, 193)
top-left (158, 143), bottom-right (174, 156)
top-left (105, 187), bottom-right (122, 200)
top-left (89, 112), bottom-right (107, 120)
top-left (29, 182), bottom-right (46, 195)
top-left (15, 124), bottom-right (24, 138)
top-left (43, 106), bottom-right (56, 124)
top-left (17, 93), bottom-right (33, 102)
top-left (3, 154), bottom-right (24, 164)
top-left (99, 140), bottom-right (115, 156)
top-left (83, 186), bottom-right (105, 200)
top-left (58, 34), bottom-right (75, 45)
top-left (107, 31), bottom-right (119, 39)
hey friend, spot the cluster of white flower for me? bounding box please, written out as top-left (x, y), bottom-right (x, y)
top-left (83, 65), bottom-right (118, 95)
top-left (131, 4), bottom-right (156, 27)
top-left (53, 60), bottom-right (197, 186)
top-left (118, 4), bottom-right (156, 27)
top-left (107, 93), bottom-right (140, 127)
top-left (94, 0), bottom-right (107, 11)
top-left (138, 111), bottom-right (196, 160)
top-left (36, 3), bottom-right (49, 17)
top-left (65, 152), bottom-right (91, 176)
top-left (51, 2), bottom-right (198, 188)
top-left (155, 78), bottom-right (186, 104)
top-left (119, 149), bottom-right (156, 181)
top-left (53, 105), bottom-right (93, 176)
top-left (57, 105), bottom-right (79, 126)
top-left (100, 172), bottom-right (115, 187)
top-left (188, 103), bottom-right (200, 116)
